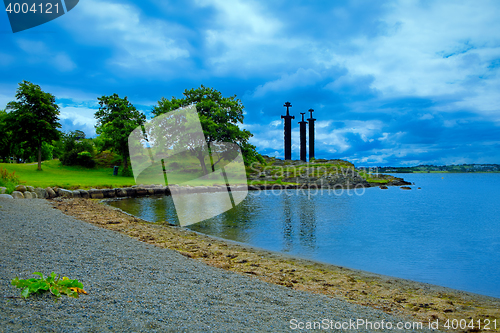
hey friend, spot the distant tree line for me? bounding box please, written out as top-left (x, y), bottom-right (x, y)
top-left (0, 81), bottom-right (262, 175)
top-left (377, 164), bottom-right (500, 173)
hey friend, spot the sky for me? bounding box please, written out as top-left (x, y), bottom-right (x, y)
top-left (1, 0), bottom-right (500, 167)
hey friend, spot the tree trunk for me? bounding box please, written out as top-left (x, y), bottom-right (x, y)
top-left (123, 156), bottom-right (128, 171)
top-left (196, 150), bottom-right (208, 176)
top-left (37, 143), bottom-right (42, 171)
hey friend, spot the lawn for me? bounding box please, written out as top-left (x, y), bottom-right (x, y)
top-left (0, 160), bottom-right (136, 189)
top-left (0, 158), bottom-right (248, 190)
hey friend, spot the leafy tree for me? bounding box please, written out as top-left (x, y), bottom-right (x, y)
top-left (60, 131), bottom-right (96, 168)
top-left (152, 85), bottom-right (262, 174)
top-left (5, 81), bottom-right (61, 170)
top-left (0, 109), bottom-right (11, 162)
top-left (94, 94), bottom-right (146, 171)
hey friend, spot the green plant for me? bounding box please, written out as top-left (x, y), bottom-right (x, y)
top-left (0, 167), bottom-right (20, 193)
top-left (11, 272), bottom-right (86, 300)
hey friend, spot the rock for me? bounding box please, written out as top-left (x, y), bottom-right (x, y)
top-left (30, 191), bottom-right (38, 199)
top-left (0, 187), bottom-right (6, 194)
top-left (79, 190), bottom-right (89, 199)
top-left (26, 186), bottom-right (35, 192)
top-left (34, 187), bottom-right (47, 199)
top-left (72, 190), bottom-right (82, 198)
top-left (88, 189), bottom-right (104, 199)
top-left (116, 188), bottom-right (128, 197)
top-left (125, 188), bottom-right (137, 197)
top-left (102, 189), bottom-right (116, 198)
top-left (379, 185), bottom-right (388, 190)
top-left (45, 187), bottom-right (56, 198)
top-left (135, 188), bottom-right (148, 196)
top-left (59, 189), bottom-right (74, 198)
top-left (15, 185), bottom-right (27, 193)
top-left (24, 192), bottom-right (33, 199)
top-left (0, 194), bottom-right (13, 199)
top-left (400, 186), bottom-right (412, 190)
top-left (153, 187), bottom-right (167, 195)
top-left (11, 191), bottom-right (24, 199)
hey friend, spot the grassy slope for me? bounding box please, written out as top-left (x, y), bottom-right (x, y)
top-left (0, 160), bottom-right (136, 189)
top-left (1, 157), bottom-right (394, 191)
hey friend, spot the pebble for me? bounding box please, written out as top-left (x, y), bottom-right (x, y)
top-left (0, 199), bottom-right (439, 332)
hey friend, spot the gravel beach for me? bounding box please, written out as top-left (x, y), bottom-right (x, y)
top-left (0, 198), bottom-right (441, 332)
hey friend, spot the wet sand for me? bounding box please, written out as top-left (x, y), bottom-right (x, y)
top-left (52, 198), bottom-right (500, 332)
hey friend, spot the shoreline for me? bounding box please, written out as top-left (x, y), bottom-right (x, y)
top-left (51, 197), bottom-right (499, 332)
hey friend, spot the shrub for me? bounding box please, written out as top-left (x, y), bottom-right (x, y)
top-left (95, 150), bottom-right (121, 167)
top-left (0, 167), bottom-right (20, 194)
top-left (77, 151), bottom-right (96, 168)
top-left (60, 137), bottom-right (96, 168)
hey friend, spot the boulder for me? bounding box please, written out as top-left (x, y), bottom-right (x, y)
top-left (15, 185), bottom-right (27, 193)
top-left (11, 191), bottom-right (24, 199)
top-left (79, 190), bottom-right (89, 199)
top-left (26, 186), bottom-right (35, 192)
top-left (72, 190), bottom-right (82, 198)
top-left (34, 187), bottom-right (47, 199)
top-left (379, 185), bottom-right (389, 190)
top-left (135, 188), bottom-right (148, 196)
top-left (0, 194), bottom-right (13, 199)
top-left (45, 187), bottom-right (56, 199)
top-left (125, 188), bottom-right (137, 197)
top-left (115, 188), bottom-right (128, 197)
top-left (102, 189), bottom-right (117, 198)
top-left (0, 187), bottom-right (6, 194)
top-left (400, 186), bottom-right (412, 190)
top-left (59, 189), bottom-right (74, 198)
top-left (153, 187), bottom-right (167, 195)
top-left (88, 189), bottom-right (104, 199)
top-left (24, 192), bottom-right (33, 199)
top-left (31, 191), bottom-right (38, 199)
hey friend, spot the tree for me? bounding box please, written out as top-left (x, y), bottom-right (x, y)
top-left (60, 131), bottom-right (96, 168)
top-left (0, 109), bottom-right (11, 162)
top-left (94, 94), bottom-right (146, 172)
top-left (151, 85), bottom-right (261, 174)
top-left (5, 81), bottom-right (61, 170)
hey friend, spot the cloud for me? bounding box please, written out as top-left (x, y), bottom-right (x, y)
top-left (58, 106), bottom-right (98, 137)
top-left (16, 40), bottom-right (76, 72)
top-left (59, 0), bottom-right (190, 74)
top-left (253, 68), bottom-right (322, 97)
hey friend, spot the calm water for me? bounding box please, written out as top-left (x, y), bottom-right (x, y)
top-left (107, 173), bottom-right (500, 298)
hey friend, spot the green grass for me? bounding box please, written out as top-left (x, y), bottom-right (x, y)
top-left (0, 160), bottom-right (136, 189)
top-left (0, 158), bottom-right (249, 189)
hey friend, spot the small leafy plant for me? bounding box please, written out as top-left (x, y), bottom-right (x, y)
top-left (11, 272), bottom-right (87, 300)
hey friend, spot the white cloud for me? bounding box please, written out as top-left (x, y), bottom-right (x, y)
top-left (195, 0), bottom-right (297, 74)
top-left (326, 1), bottom-right (500, 113)
top-left (59, 106), bottom-right (98, 136)
top-left (253, 68), bottom-right (322, 97)
top-left (61, 0), bottom-right (189, 71)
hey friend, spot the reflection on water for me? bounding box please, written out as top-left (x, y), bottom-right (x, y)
top-left (106, 174), bottom-right (500, 298)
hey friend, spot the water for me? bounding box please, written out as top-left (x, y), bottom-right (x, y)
top-left (107, 173), bottom-right (500, 298)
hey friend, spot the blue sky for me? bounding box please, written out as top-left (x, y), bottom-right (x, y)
top-left (1, 0), bottom-right (500, 166)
